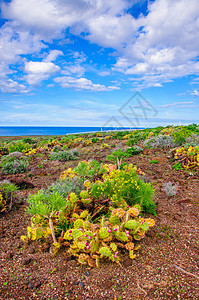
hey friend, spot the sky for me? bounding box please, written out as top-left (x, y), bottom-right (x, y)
top-left (0, 0), bottom-right (199, 128)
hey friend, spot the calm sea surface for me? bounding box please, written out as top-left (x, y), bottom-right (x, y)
top-left (0, 126), bottom-right (141, 137)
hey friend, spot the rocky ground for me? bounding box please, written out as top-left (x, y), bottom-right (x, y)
top-left (0, 137), bottom-right (198, 300)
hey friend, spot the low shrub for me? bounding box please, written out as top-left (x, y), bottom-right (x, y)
top-left (143, 135), bottom-right (176, 149)
top-left (7, 140), bottom-right (31, 153)
top-left (22, 161), bottom-right (156, 267)
top-left (126, 146), bottom-right (143, 156)
top-left (48, 177), bottom-right (84, 197)
top-left (162, 182), bottom-right (178, 196)
top-left (149, 159), bottom-right (159, 164)
top-left (50, 150), bottom-right (78, 161)
top-left (172, 162), bottom-right (183, 170)
top-left (126, 137), bottom-right (139, 146)
top-left (0, 154), bottom-right (29, 174)
top-left (174, 146), bottom-right (199, 169)
top-left (52, 145), bottom-right (62, 152)
top-left (0, 181), bottom-right (19, 212)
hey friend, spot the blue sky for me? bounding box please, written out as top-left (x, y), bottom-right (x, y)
top-left (0, 0), bottom-right (199, 127)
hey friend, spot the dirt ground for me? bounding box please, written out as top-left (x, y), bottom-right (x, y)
top-left (0, 138), bottom-right (198, 300)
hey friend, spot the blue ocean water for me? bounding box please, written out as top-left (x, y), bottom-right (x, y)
top-left (0, 126), bottom-right (141, 137)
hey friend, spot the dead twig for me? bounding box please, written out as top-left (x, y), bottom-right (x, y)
top-left (135, 274), bottom-right (147, 295)
top-left (137, 283), bottom-right (147, 295)
top-left (174, 265), bottom-right (199, 280)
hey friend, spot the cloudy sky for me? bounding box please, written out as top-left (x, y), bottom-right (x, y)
top-left (0, 0), bottom-right (199, 127)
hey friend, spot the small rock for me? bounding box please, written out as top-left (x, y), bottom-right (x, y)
top-left (122, 257), bottom-right (132, 267)
top-left (85, 271), bottom-right (90, 277)
top-left (6, 252), bottom-right (13, 259)
top-left (159, 232), bottom-right (166, 238)
top-left (28, 283), bottom-right (34, 289)
top-left (144, 283), bottom-right (154, 289)
top-left (28, 247), bottom-right (35, 254)
top-left (34, 281), bottom-right (42, 288)
top-left (147, 230), bottom-right (156, 238)
top-left (79, 281), bottom-right (84, 288)
top-left (22, 257), bottom-right (31, 265)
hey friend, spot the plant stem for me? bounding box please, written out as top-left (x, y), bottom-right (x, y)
top-left (49, 217), bottom-right (57, 243)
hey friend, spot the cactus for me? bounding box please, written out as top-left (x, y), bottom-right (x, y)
top-left (84, 180), bottom-right (91, 188)
top-left (72, 213), bottom-right (80, 219)
top-left (51, 242), bottom-right (61, 256)
top-left (90, 240), bottom-right (99, 252)
top-left (63, 230), bottom-right (73, 240)
top-left (99, 247), bottom-right (114, 260)
top-left (115, 231), bottom-right (128, 242)
top-left (140, 222), bottom-right (149, 231)
top-left (127, 207), bottom-right (139, 217)
top-left (109, 215), bottom-right (121, 226)
top-left (69, 192), bottom-right (78, 204)
top-left (81, 198), bottom-right (92, 205)
top-left (26, 226), bottom-right (51, 241)
top-left (80, 190), bottom-right (89, 199)
top-left (124, 220), bottom-right (138, 230)
top-left (99, 227), bottom-right (110, 239)
top-left (112, 208), bottom-right (126, 218)
top-left (125, 242), bottom-right (134, 251)
top-left (80, 210), bottom-right (89, 219)
top-left (78, 253), bottom-right (89, 265)
top-left (74, 219), bottom-right (84, 229)
top-left (129, 249), bottom-right (136, 260)
top-left (145, 218), bottom-right (155, 227)
top-left (110, 242), bottom-right (117, 252)
top-left (71, 229), bottom-right (83, 239)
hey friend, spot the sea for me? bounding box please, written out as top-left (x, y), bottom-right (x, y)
top-left (0, 126), bottom-right (143, 137)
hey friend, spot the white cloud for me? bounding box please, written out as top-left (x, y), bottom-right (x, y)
top-left (54, 76), bottom-right (120, 91)
top-left (98, 71), bottom-right (110, 76)
top-left (190, 89), bottom-right (199, 96)
top-left (24, 61), bottom-right (60, 85)
top-left (62, 65), bottom-right (85, 76)
top-left (44, 50), bottom-right (64, 62)
top-left (158, 101), bottom-right (194, 108)
top-left (113, 0), bottom-right (199, 87)
top-left (1, 0), bottom-right (199, 92)
top-left (0, 78), bottom-right (28, 93)
top-left (24, 61), bottom-right (60, 74)
top-left (83, 14), bottom-right (139, 49)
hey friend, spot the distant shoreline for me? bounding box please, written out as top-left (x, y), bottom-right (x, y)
top-left (0, 126), bottom-right (145, 137)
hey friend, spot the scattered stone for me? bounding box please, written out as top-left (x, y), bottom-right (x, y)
top-left (6, 251), bottom-right (13, 259)
top-left (79, 281), bottom-right (84, 288)
top-left (28, 247), bottom-right (35, 254)
top-left (22, 257), bottom-right (32, 265)
top-left (28, 283), bottom-right (34, 289)
top-left (143, 149), bottom-right (152, 155)
top-left (143, 283), bottom-right (154, 289)
top-left (158, 232), bottom-right (167, 238)
top-left (34, 281), bottom-right (42, 288)
top-left (103, 279), bottom-right (113, 289)
top-left (85, 271), bottom-right (90, 277)
top-left (122, 257), bottom-right (132, 267)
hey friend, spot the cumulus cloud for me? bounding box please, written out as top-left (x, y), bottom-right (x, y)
top-left (62, 65), bottom-right (86, 76)
top-left (113, 0), bottom-right (199, 87)
top-left (98, 71), bottom-right (110, 76)
top-left (24, 61), bottom-right (60, 85)
top-left (1, 0), bottom-right (199, 91)
top-left (44, 50), bottom-right (64, 62)
top-left (0, 78), bottom-right (28, 93)
top-left (190, 89), bottom-right (199, 96)
top-left (54, 76), bottom-right (120, 91)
